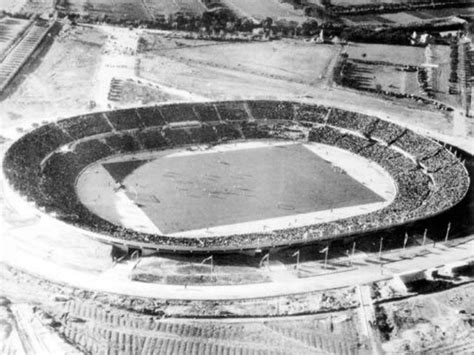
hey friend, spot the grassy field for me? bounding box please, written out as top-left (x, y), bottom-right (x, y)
top-left (118, 78), bottom-right (182, 105)
top-left (82, 143), bottom-right (382, 234)
top-left (139, 53), bottom-right (310, 100)
top-left (222, 0), bottom-right (306, 23)
top-left (345, 61), bottom-right (420, 95)
top-left (138, 38), bottom-right (339, 100)
top-left (153, 40), bottom-right (338, 86)
top-left (345, 43), bottom-right (462, 108)
top-left (427, 44), bottom-right (461, 108)
top-left (346, 43), bottom-right (425, 66)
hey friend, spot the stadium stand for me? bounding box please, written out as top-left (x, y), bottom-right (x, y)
top-left (106, 109), bottom-right (144, 131)
top-left (57, 113), bottom-right (113, 140)
top-left (2, 101), bottom-right (470, 252)
top-left (194, 125), bottom-right (219, 143)
top-left (214, 123), bottom-right (243, 141)
top-left (135, 129), bottom-right (169, 150)
top-left (192, 103), bottom-right (221, 123)
top-left (369, 119), bottom-right (406, 145)
top-left (158, 103), bottom-right (198, 122)
top-left (293, 103), bottom-right (329, 124)
top-left (392, 130), bottom-right (441, 159)
top-left (247, 100), bottom-right (294, 121)
top-left (73, 139), bottom-right (113, 166)
top-left (135, 106), bottom-right (167, 127)
top-left (327, 109), bottom-right (374, 134)
top-left (214, 102), bottom-right (249, 122)
top-left (105, 133), bottom-right (141, 153)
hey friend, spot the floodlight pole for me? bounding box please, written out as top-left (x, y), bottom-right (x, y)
top-left (422, 229), bottom-right (427, 246)
top-left (351, 241), bottom-right (356, 266)
top-left (260, 253), bottom-right (270, 270)
top-left (379, 237), bottom-right (384, 257)
top-left (444, 222), bottom-right (451, 242)
top-left (403, 233), bottom-right (408, 250)
top-left (201, 256), bottom-right (213, 276)
top-left (294, 250), bottom-right (300, 270)
top-left (324, 245), bottom-right (329, 269)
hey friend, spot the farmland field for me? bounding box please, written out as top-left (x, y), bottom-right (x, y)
top-left (342, 7), bottom-right (473, 26)
top-left (412, 6), bottom-right (474, 18)
top-left (143, 0), bottom-right (207, 16)
top-left (57, 0), bottom-right (152, 21)
top-left (57, 0), bottom-right (207, 19)
top-left (379, 11), bottom-right (424, 25)
top-left (327, 0), bottom-right (428, 5)
top-left (0, 0), bottom-right (17, 11)
top-left (322, 0), bottom-right (469, 6)
top-left (18, 0), bottom-right (56, 14)
top-left (221, 0), bottom-right (306, 23)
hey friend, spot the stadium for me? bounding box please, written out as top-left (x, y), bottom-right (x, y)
top-left (1, 0), bottom-right (474, 350)
top-left (3, 100), bottom-right (470, 253)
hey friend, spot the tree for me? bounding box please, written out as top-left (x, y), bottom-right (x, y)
top-left (262, 17), bottom-right (273, 29)
top-left (321, 0), bottom-right (331, 7)
top-left (301, 19), bottom-right (319, 36)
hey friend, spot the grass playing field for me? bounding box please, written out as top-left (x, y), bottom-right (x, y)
top-left (78, 142), bottom-right (384, 235)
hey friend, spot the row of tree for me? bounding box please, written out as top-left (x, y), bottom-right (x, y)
top-left (321, 0), bottom-right (472, 16)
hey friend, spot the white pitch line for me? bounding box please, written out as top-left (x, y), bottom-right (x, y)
top-left (164, 140), bottom-right (295, 158)
top-left (114, 190), bottom-right (163, 235)
top-left (303, 142), bottom-right (397, 201)
top-left (168, 201), bottom-right (387, 238)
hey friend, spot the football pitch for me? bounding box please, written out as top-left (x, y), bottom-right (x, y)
top-left (93, 143), bottom-right (384, 234)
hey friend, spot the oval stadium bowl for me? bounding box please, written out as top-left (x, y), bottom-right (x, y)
top-left (2, 101), bottom-right (470, 253)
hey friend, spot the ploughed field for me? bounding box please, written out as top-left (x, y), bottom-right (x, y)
top-left (57, 0), bottom-right (207, 19)
top-left (221, 0), bottom-right (306, 23)
top-left (77, 142), bottom-right (384, 235)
